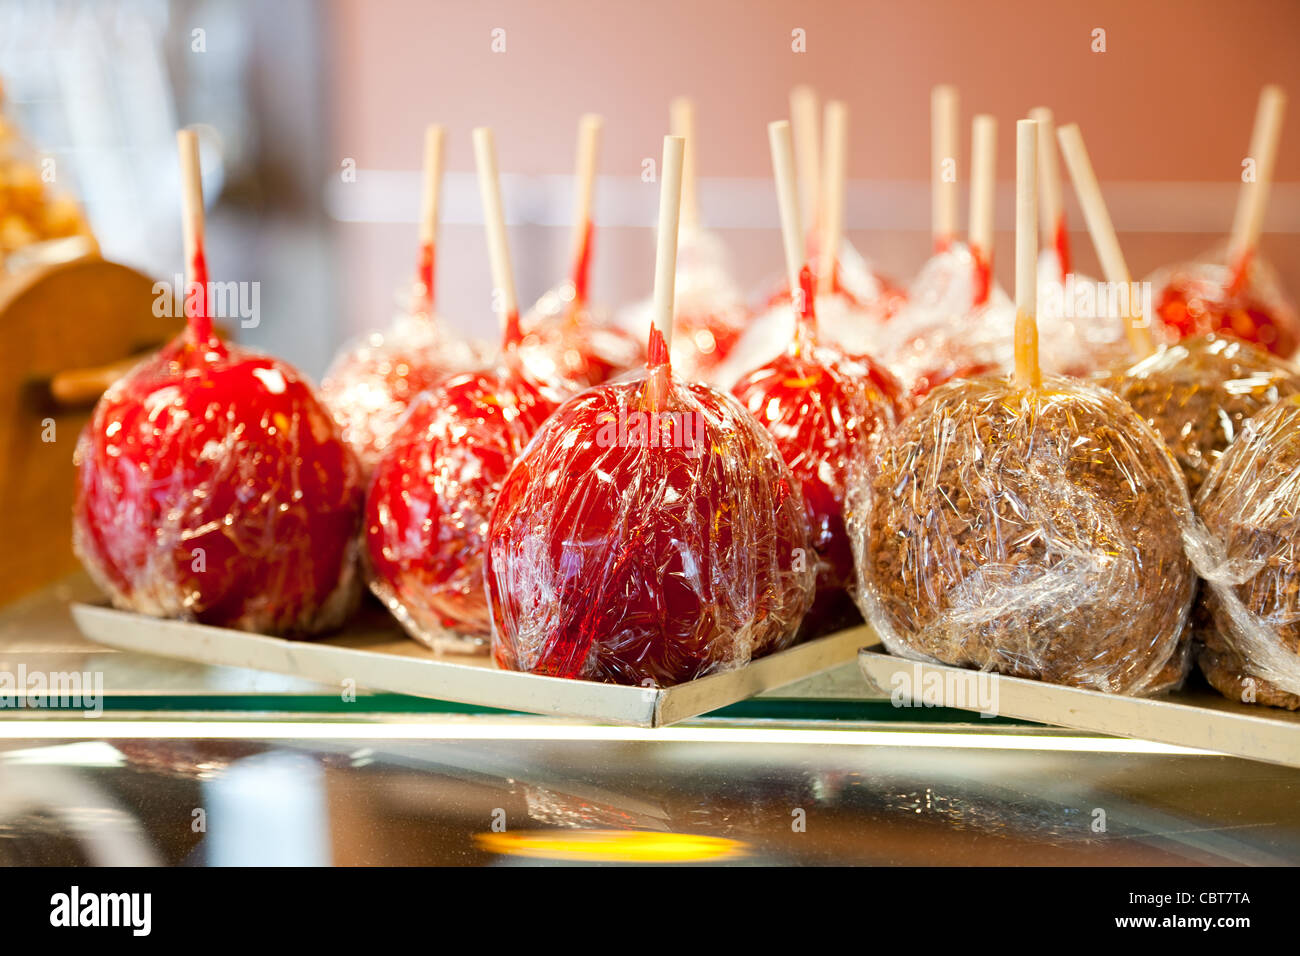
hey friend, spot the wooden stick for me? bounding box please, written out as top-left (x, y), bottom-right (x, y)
top-left (650, 136), bottom-right (686, 360)
top-left (569, 113), bottom-right (603, 278)
top-left (1227, 85), bottom-right (1287, 269)
top-left (1028, 109), bottom-right (1063, 253)
top-left (1056, 123), bottom-right (1156, 358)
top-left (416, 124), bottom-right (445, 310)
top-left (177, 130), bottom-right (204, 286)
top-left (817, 100), bottom-right (848, 297)
top-left (176, 128), bottom-right (211, 343)
top-left (472, 127), bottom-right (519, 340)
top-left (768, 120), bottom-right (804, 295)
top-left (419, 124), bottom-right (445, 247)
top-left (789, 85), bottom-right (821, 239)
top-left (670, 96), bottom-right (699, 231)
top-left (1014, 119), bottom-right (1041, 390)
top-left (931, 84), bottom-right (959, 249)
top-left (968, 114), bottom-right (997, 259)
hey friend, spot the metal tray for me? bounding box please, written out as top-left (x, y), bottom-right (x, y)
top-left (858, 648), bottom-right (1300, 769)
top-left (69, 603), bottom-right (867, 727)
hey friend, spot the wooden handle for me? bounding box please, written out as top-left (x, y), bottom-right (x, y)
top-left (569, 113), bottom-right (603, 271)
top-left (670, 97), bottom-right (699, 231)
top-left (931, 84), bottom-right (959, 248)
top-left (176, 129), bottom-right (204, 282)
top-left (651, 136), bottom-right (686, 356)
top-left (1014, 119), bottom-right (1040, 390)
top-left (1056, 122), bottom-right (1156, 358)
top-left (818, 100), bottom-right (848, 296)
top-left (1055, 123), bottom-right (1128, 285)
top-left (419, 124), bottom-right (445, 246)
top-left (1029, 107), bottom-right (1063, 247)
top-left (472, 127), bottom-right (519, 328)
top-left (768, 120), bottom-right (804, 294)
top-left (175, 128), bottom-right (214, 344)
top-left (789, 85), bottom-right (821, 238)
top-left (1228, 84), bottom-right (1287, 266)
top-left (969, 114), bottom-right (997, 258)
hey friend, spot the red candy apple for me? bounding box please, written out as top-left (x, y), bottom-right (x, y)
top-left (74, 336), bottom-right (363, 634)
top-left (363, 125), bottom-right (563, 651)
top-left (321, 125), bottom-right (487, 471)
top-left (618, 100), bottom-right (748, 381)
top-left (732, 268), bottom-right (905, 632)
top-left (1150, 88), bottom-right (1298, 360)
top-left (364, 354), bottom-right (559, 649)
top-left (73, 130), bottom-right (362, 635)
top-left (1154, 263), bottom-right (1298, 359)
top-left (515, 116), bottom-right (643, 391)
top-left (320, 312), bottom-right (487, 472)
top-left (487, 134), bottom-right (815, 686)
top-left (486, 344), bottom-right (815, 685)
top-left (516, 221), bottom-right (643, 390)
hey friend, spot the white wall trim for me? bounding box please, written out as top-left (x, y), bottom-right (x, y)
top-left (326, 171), bottom-right (1300, 234)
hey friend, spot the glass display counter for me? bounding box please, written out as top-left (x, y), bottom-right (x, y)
top-left (3, 577), bottom-right (1300, 866)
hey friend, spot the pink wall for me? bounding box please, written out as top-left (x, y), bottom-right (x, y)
top-left (325, 0), bottom-right (1300, 342)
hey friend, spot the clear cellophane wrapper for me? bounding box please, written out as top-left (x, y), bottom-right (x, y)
top-left (894, 242), bottom-right (990, 330)
top-left (364, 359), bottom-right (560, 654)
top-left (882, 243), bottom-right (1015, 393)
top-left (1147, 243), bottom-right (1300, 359)
top-left (320, 289), bottom-right (492, 472)
top-left (885, 306), bottom-right (1017, 396)
top-left (486, 365), bottom-right (817, 686)
top-left (1191, 394), bottom-right (1300, 708)
top-left (73, 337), bottom-right (364, 636)
top-left (849, 374), bottom-right (1200, 695)
top-left (617, 227), bottom-right (748, 381)
top-left (518, 280), bottom-right (644, 391)
top-left (824, 240), bottom-right (908, 319)
top-left (1101, 334), bottom-right (1300, 499)
top-left (717, 241), bottom-right (905, 389)
top-left (713, 293), bottom-right (880, 390)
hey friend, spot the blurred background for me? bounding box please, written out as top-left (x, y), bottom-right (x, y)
top-left (1, 0), bottom-right (1298, 378)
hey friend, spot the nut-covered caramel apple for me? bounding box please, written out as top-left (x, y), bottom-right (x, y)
top-left (852, 120), bottom-right (1198, 695)
top-left (1194, 394), bottom-right (1300, 709)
